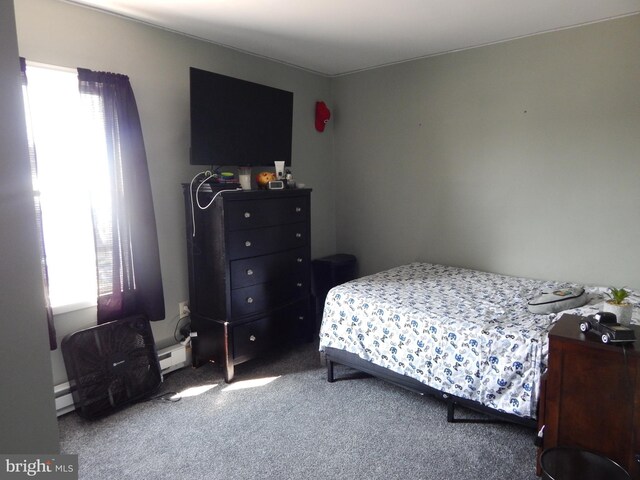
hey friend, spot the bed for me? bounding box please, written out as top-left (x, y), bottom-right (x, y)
top-left (318, 263), bottom-right (639, 427)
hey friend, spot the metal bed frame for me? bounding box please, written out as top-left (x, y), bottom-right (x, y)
top-left (324, 346), bottom-right (537, 429)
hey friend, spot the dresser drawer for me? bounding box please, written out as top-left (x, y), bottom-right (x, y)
top-left (227, 222), bottom-right (308, 260)
top-left (232, 300), bottom-right (311, 363)
top-left (230, 276), bottom-right (309, 318)
top-left (230, 248), bottom-right (309, 289)
top-left (226, 197), bottom-right (309, 231)
top-left (232, 317), bottom-right (273, 363)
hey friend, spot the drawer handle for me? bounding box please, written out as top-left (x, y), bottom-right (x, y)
top-left (296, 282), bottom-right (303, 287)
top-left (295, 233), bottom-right (302, 238)
top-left (244, 211), bottom-right (251, 218)
top-left (246, 269), bottom-right (254, 276)
top-left (249, 335), bottom-right (256, 342)
top-left (298, 316), bottom-right (304, 321)
top-left (296, 257), bottom-right (303, 263)
top-left (245, 240), bottom-right (252, 247)
top-left (246, 297), bottom-right (254, 304)
top-left (295, 207), bottom-right (302, 213)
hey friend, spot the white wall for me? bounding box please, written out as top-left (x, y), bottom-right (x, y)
top-left (14, 0), bottom-right (336, 385)
top-left (0, 0), bottom-right (59, 453)
top-left (332, 14), bottom-right (640, 289)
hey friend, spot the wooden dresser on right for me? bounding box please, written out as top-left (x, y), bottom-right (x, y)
top-left (537, 314), bottom-right (640, 479)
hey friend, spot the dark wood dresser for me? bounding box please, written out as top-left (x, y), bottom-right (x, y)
top-left (537, 313), bottom-right (639, 479)
top-left (183, 185), bottom-right (312, 382)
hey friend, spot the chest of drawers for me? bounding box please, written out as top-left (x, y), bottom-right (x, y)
top-left (536, 314), bottom-right (640, 479)
top-left (183, 186), bottom-right (312, 382)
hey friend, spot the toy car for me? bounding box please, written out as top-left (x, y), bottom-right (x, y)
top-left (579, 312), bottom-right (636, 344)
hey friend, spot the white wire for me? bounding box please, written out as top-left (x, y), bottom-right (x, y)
top-left (189, 171), bottom-right (206, 237)
top-left (189, 170), bottom-right (242, 237)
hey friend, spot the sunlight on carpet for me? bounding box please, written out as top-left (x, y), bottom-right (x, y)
top-left (172, 384), bottom-right (217, 399)
top-left (221, 376), bottom-right (280, 392)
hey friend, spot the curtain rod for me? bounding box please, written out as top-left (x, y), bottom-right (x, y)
top-left (25, 59), bottom-right (76, 74)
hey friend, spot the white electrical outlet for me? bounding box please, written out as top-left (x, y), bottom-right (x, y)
top-left (178, 301), bottom-right (190, 319)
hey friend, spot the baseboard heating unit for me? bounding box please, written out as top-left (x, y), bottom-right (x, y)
top-left (54, 341), bottom-right (191, 416)
top-left (157, 341), bottom-right (191, 375)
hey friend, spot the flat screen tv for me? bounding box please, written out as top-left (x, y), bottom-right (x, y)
top-left (190, 67), bottom-right (293, 167)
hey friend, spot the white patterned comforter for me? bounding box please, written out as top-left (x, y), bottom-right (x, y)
top-left (318, 263), bottom-right (640, 419)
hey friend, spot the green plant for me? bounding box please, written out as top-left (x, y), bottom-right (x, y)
top-left (606, 287), bottom-right (631, 305)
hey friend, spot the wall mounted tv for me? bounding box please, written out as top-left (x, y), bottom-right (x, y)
top-left (189, 67), bottom-right (293, 167)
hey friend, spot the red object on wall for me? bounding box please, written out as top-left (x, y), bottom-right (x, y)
top-left (315, 101), bottom-right (331, 132)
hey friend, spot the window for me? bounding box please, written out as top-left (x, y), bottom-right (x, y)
top-left (24, 61), bottom-right (165, 325)
top-left (23, 63), bottom-right (110, 313)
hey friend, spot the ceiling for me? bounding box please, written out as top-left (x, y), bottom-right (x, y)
top-left (68, 0), bottom-right (640, 76)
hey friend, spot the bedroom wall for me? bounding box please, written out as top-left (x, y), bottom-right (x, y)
top-left (13, 0), bottom-right (335, 385)
top-left (0, 0), bottom-right (59, 453)
top-left (332, 14), bottom-right (640, 290)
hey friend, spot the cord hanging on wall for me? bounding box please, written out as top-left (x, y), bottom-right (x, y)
top-left (315, 101), bottom-right (331, 132)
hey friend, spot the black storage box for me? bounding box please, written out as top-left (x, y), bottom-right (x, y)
top-left (312, 254), bottom-right (358, 330)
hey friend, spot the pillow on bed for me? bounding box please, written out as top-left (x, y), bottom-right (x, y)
top-left (527, 287), bottom-right (588, 314)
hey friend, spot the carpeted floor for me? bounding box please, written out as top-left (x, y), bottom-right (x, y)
top-left (58, 341), bottom-right (540, 479)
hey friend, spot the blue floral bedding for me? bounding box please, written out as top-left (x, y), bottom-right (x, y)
top-left (318, 263), bottom-right (639, 419)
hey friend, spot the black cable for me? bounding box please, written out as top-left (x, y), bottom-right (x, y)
top-left (173, 314), bottom-right (189, 343)
top-left (146, 391), bottom-right (181, 403)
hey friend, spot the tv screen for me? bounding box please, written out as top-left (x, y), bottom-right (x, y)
top-left (190, 67), bottom-right (293, 167)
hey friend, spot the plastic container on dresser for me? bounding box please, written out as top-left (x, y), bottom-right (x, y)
top-left (183, 185), bottom-right (313, 382)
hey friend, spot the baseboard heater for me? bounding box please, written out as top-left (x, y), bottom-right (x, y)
top-left (157, 341), bottom-right (191, 375)
top-left (54, 342), bottom-right (191, 417)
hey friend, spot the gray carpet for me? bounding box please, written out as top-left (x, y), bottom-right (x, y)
top-left (58, 341), bottom-right (540, 479)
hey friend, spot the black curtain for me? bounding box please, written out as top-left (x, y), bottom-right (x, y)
top-left (20, 57), bottom-right (57, 350)
top-left (77, 68), bottom-right (165, 324)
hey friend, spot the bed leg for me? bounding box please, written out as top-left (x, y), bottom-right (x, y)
top-left (446, 398), bottom-right (508, 424)
top-left (327, 359), bottom-right (335, 383)
top-left (447, 401), bottom-right (456, 423)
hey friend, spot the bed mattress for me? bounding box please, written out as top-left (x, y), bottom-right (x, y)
top-left (318, 263), bottom-right (633, 419)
